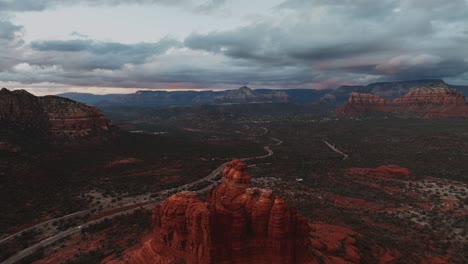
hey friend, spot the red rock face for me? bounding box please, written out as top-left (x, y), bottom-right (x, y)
top-left (124, 160), bottom-right (314, 264)
top-left (347, 165), bottom-right (416, 180)
top-left (0, 88), bottom-right (46, 129)
top-left (41, 95), bottom-right (109, 139)
top-left (309, 222), bottom-right (362, 264)
top-left (0, 88), bottom-right (109, 141)
top-left (337, 84), bottom-right (468, 118)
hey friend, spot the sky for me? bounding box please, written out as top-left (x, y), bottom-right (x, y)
top-left (1, 0), bottom-right (468, 95)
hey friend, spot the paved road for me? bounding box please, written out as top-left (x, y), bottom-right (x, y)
top-left (0, 209), bottom-right (89, 244)
top-left (2, 204), bottom-right (155, 264)
top-left (2, 126), bottom-right (282, 264)
top-left (0, 158), bottom-right (230, 246)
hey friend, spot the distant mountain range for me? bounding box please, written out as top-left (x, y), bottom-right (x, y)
top-left (332, 79), bottom-right (468, 103)
top-left (58, 80), bottom-right (468, 108)
top-left (337, 82), bottom-right (468, 118)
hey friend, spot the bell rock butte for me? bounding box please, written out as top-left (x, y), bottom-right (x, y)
top-left (337, 83), bottom-right (468, 118)
top-left (123, 159), bottom-right (313, 264)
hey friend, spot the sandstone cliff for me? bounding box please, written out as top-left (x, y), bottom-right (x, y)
top-left (124, 160), bottom-right (314, 264)
top-left (337, 83), bottom-right (468, 118)
top-left (0, 88), bottom-right (109, 142)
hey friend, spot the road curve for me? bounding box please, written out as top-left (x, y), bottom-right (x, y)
top-left (2, 204), bottom-right (155, 264)
top-left (0, 210), bottom-right (89, 244)
top-left (2, 127), bottom-right (282, 264)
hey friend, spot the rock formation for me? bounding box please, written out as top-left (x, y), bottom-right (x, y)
top-left (346, 165), bottom-right (416, 180)
top-left (0, 88), bottom-right (109, 142)
top-left (41, 95), bottom-right (109, 139)
top-left (309, 223), bottom-right (361, 264)
top-left (337, 83), bottom-right (468, 118)
top-left (0, 88), bottom-right (46, 129)
top-left (124, 160), bottom-right (313, 264)
top-left (215, 86), bottom-right (289, 103)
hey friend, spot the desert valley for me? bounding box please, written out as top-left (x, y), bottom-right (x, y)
top-left (1, 79), bottom-right (467, 263)
top-left (1, 1), bottom-right (468, 263)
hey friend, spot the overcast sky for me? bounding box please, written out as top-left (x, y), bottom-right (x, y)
top-left (1, 0), bottom-right (468, 95)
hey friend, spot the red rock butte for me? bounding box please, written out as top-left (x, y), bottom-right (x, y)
top-left (0, 88), bottom-right (109, 141)
top-left (124, 159), bottom-right (314, 264)
top-left (337, 83), bottom-right (468, 118)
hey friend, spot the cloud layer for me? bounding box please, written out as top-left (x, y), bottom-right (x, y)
top-left (1, 0), bottom-right (468, 93)
top-left (0, 0), bottom-right (187, 12)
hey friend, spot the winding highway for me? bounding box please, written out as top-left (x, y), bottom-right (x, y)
top-left (2, 126), bottom-right (282, 264)
top-left (0, 210), bottom-right (89, 245)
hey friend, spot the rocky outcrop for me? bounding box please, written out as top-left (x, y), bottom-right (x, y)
top-left (124, 160), bottom-right (313, 264)
top-left (337, 92), bottom-right (389, 116)
top-left (309, 223), bottom-right (361, 264)
top-left (0, 88), bottom-right (109, 141)
top-left (215, 86), bottom-right (289, 103)
top-left (0, 88), bottom-right (47, 129)
top-left (337, 84), bottom-right (468, 118)
top-left (346, 165), bottom-right (416, 180)
top-left (332, 79), bottom-right (468, 104)
top-left (41, 95), bottom-right (109, 139)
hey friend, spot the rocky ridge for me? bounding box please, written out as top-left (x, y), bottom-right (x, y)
top-left (59, 80), bottom-right (468, 107)
top-left (124, 160), bottom-right (313, 264)
top-left (337, 83), bottom-right (468, 118)
top-left (0, 88), bottom-right (109, 142)
top-left (216, 86), bottom-right (289, 103)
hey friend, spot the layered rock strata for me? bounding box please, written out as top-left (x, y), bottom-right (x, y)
top-left (0, 88), bottom-right (109, 141)
top-left (337, 84), bottom-right (468, 118)
top-left (125, 160), bottom-right (313, 264)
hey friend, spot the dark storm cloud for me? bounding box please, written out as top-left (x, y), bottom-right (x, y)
top-left (31, 39), bottom-right (92, 52)
top-left (194, 0), bottom-right (227, 14)
top-left (181, 0), bottom-right (468, 88)
top-left (376, 58), bottom-right (468, 80)
top-left (84, 64), bottom-right (317, 89)
top-left (288, 42), bottom-right (393, 61)
top-left (0, 0), bottom-right (187, 12)
top-left (29, 38), bottom-right (181, 70)
top-left (326, 56), bottom-right (468, 80)
top-left (2, 0), bottom-right (468, 90)
top-left (184, 24), bottom-right (282, 63)
top-left (131, 64), bottom-right (317, 86)
top-left (185, 23), bottom-right (390, 64)
top-left (278, 0), bottom-right (468, 20)
top-left (278, 0), bottom-right (399, 18)
top-left (0, 20), bottom-right (23, 40)
top-left (1, 48), bottom-right (322, 89)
